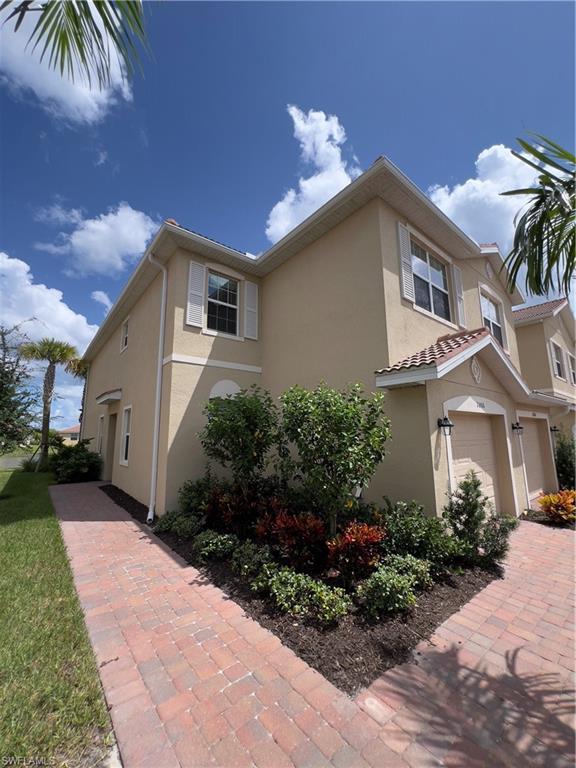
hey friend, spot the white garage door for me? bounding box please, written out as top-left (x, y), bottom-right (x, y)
top-left (451, 412), bottom-right (501, 511)
top-left (520, 418), bottom-right (546, 506)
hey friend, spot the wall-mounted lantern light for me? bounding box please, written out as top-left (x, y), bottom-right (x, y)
top-left (437, 416), bottom-right (454, 437)
top-left (511, 422), bottom-right (524, 435)
top-left (550, 425), bottom-right (560, 436)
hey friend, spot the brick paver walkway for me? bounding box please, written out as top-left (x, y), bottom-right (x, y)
top-left (51, 483), bottom-right (575, 768)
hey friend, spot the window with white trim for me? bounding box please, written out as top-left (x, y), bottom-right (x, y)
top-left (120, 406), bottom-right (132, 465)
top-left (207, 272), bottom-right (238, 335)
top-left (551, 342), bottom-right (565, 379)
top-left (120, 319), bottom-right (129, 351)
top-left (569, 353), bottom-right (576, 386)
top-left (96, 415), bottom-right (104, 455)
top-left (481, 293), bottom-right (504, 347)
top-left (411, 240), bottom-right (451, 321)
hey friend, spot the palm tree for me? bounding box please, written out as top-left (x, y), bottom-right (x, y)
top-left (21, 338), bottom-right (83, 470)
top-left (502, 135), bottom-right (575, 296)
top-left (0, 0), bottom-right (147, 90)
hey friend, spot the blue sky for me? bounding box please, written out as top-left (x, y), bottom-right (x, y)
top-left (1, 1), bottom-right (574, 425)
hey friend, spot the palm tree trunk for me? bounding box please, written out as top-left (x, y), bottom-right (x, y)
top-left (37, 362), bottom-right (55, 472)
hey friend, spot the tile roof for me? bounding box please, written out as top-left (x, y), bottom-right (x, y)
top-left (58, 424), bottom-right (81, 433)
top-left (376, 327), bottom-right (489, 374)
top-left (512, 298), bottom-right (568, 323)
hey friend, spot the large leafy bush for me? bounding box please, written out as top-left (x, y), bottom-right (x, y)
top-left (281, 383), bottom-right (391, 535)
top-left (538, 490), bottom-right (576, 524)
top-left (554, 431), bottom-right (575, 491)
top-left (357, 566), bottom-right (417, 617)
top-left (327, 521), bottom-right (385, 583)
top-left (443, 470), bottom-right (517, 565)
top-left (199, 386), bottom-right (278, 489)
top-left (50, 440), bottom-right (102, 484)
top-left (383, 554), bottom-right (433, 590)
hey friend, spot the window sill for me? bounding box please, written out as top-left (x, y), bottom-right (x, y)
top-left (411, 303), bottom-right (459, 331)
top-left (203, 328), bottom-right (245, 342)
top-left (119, 459), bottom-right (129, 467)
top-left (120, 345), bottom-right (128, 354)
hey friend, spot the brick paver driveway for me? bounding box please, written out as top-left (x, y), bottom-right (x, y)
top-left (51, 483), bottom-right (575, 768)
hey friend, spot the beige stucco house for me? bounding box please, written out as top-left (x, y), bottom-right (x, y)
top-left (81, 156), bottom-right (571, 522)
top-left (513, 298), bottom-right (576, 439)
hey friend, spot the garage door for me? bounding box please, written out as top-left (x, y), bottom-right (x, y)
top-left (451, 412), bottom-right (501, 511)
top-left (520, 418), bottom-right (546, 506)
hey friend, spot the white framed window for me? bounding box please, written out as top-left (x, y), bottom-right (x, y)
top-left (120, 406), bottom-right (132, 466)
top-left (96, 415), bottom-right (104, 455)
top-left (551, 342), bottom-right (566, 379)
top-left (411, 240), bottom-right (451, 322)
top-left (120, 319), bottom-right (129, 351)
top-left (207, 272), bottom-right (239, 336)
top-left (568, 353), bottom-right (576, 386)
top-left (481, 293), bottom-right (504, 347)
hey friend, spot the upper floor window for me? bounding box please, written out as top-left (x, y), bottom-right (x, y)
top-left (551, 342), bottom-right (565, 379)
top-left (120, 319), bottom-right (129, 351)
top-left (481, 294), bottom-right (504, 346)
top-left (207, 272), bottom-right (238, 336)
top-left (411, 241), bottom-right (451, 322)
top-left (569, 354), bottom-right (576, 386)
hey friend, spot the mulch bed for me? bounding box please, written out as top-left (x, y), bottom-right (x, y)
top-left (101, 483), bottom-right (499, 696)
top-left (520, 510), bottom-right (575, 531)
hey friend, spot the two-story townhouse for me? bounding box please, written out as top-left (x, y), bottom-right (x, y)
top-left (513, 298), bottom-right (576, 440)
top-left (81, 156), bottom-right (563, 522)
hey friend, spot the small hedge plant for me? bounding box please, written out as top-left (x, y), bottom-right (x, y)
top-left (538, 490), bottom-right (576, 524)
top-left (327, 521), bottom-right (385, 583)
top-left (252, 565), bottom-right (351, 625)
top-left (50, 440), bottom-right (102, 484)
top-left (383, 554), bottom-right (433, 590)
top-left (191, 530), bottom-right (239, 562)
top-left (357, 566), bottom-right (417, 617)
top-left (443, 470), bottom-right (517, 565)
top-left (231, 541), bottom-right (273, 578)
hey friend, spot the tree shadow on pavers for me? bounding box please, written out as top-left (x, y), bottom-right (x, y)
top-left (371, 645), bottom-right (574, 767)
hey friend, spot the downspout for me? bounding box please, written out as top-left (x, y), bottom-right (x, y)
top-left (147, 252), bottom-right (168, 524)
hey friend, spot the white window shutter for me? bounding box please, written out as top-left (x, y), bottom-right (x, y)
top-left (398, 223), bottom-right (415, 302)
top-left (187, 261), bottom-right (205, 327)
top-left (452, 264), bottom-right (466, 327)
top-left (245, 281), bottom-right (259, 340)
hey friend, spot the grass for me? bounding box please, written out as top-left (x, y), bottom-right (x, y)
top-left (0, 471), bottom-right (111, 766)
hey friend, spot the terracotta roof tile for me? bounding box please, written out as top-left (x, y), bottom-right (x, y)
top-left (376, 327), bottom-right (489, 374)
top-left (58, 424), bottom-right (81, 434)
top-left (512, 298), bottom-right (568, 323)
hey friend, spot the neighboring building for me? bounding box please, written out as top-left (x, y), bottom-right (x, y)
top-left (58, 424), bottom-right (81, 445)
top-left (513, 298), bottom-right (576, 438)
top-left (81, 156), bottom-right (567, 520)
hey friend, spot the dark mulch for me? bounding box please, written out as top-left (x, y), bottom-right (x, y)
top-left (521, 510), bottom-right (575, 531)
top-left (100, 483), bottom-right (499, 696)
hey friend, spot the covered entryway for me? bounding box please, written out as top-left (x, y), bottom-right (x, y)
top-left (520, 417), bottom-right (547, 506)
top-left (451, 412), bottom-right (501, 511)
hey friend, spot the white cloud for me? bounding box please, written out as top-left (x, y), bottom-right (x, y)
top-left (0, 252), bottom-right (97, 352)
top-left (428, 144), bottom-right (539, 255)
top-left (0, 12), bottom-right (131, 125)
top-left (35, 202), bottom-right (158, 276)
top-left (0, 252), bottom-right (98, 431)
top-left (34, 204), bottom-right (84, 226)
top-left (95, 149), bottom-right (108, 166)
top-left (265, 105), bottom-right (361, 244)
top-left (91, 290), bottom-right (112, 314)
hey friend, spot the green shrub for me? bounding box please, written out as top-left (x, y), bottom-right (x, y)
top-left (256, 566), bottom-right (351, 624)
top-left (357, 566), bottom-right (417, 617)
top-left (50, 440), bottom-right (102, 484)
top-left (191, 530), bottom-right (239, 562)
top-left (555, 431), bottom-right (575, 490)
top-left (173, 516), bottom-right (204, 539)
top-left (20, 456), bottom-right (39, 473)
top-left (384, 554), bottom-right (433, 590)
top-left (281, 383), bottom-right (391, 536)
top-left (199, 386), bottom-right (279, 489)
top-left (443, 471), bottom-right (517, 565)
top-left (231, 541), bottom-right (273, 578)
top-left (250, 562), bottom-right (280, 594)
top-left (153, 509), bottom-right (183, 534)
top-left (178, 473), bottom-right (214, 516)
top-left (380, 499), bottom-right (457, 573)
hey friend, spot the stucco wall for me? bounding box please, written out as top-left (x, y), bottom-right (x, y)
top-left (543, 314), bottom-right (576, 401)
top-left (515, 323), bottom-right (550, 391)
top-left (83, 273), bottom-right (163, 506)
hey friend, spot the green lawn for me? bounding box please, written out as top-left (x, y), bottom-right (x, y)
top-left (0, 471), bottom-right (111, 765)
